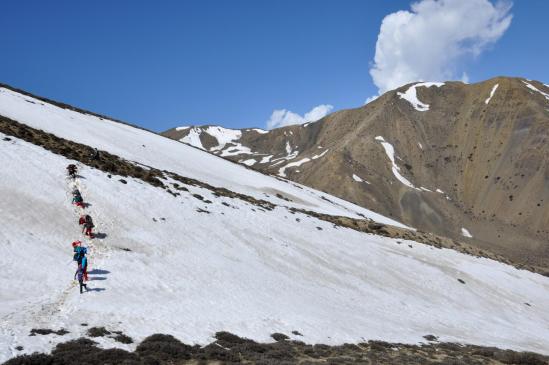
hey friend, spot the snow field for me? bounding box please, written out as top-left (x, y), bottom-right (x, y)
top-left (1, 85), bottom-right (549, 361)
top-left (0, 87), bottom-right (405, 228)
top-left (1, 133), bottom-right (549, 362)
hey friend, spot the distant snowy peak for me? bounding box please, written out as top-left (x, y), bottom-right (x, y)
top-left (397, 82), bottom-right (445, 111)
top-left (164, 124), bottom-right (332, 178)
top-left (204, 126), bottom-right (242, 151)
top-left (172, 125), bottom-right (270, 153)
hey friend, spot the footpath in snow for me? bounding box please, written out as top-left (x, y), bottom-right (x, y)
top-left (0, 86), bottom-right (549, 361)
top-left (1, 130), bottom-right (549, 361)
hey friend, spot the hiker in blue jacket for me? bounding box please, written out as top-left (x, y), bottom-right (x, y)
top-left (72, 243), bottom-right (87, 265)
top-left (74, 264), bottom-right (88, 293)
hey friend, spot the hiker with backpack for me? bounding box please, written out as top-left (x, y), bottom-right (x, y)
top-left (72, 242), bottom-right (87, 265)
top-left (74, 264), bottom-right (88, 293)
top-left (80, 215), bottom-right (94, 238)
top-left (72, 242), bottom-right (89, 281)
top-left (72, 189), bottom-right (84, 208)
top-left (66, 164), bottom-right (77, 178)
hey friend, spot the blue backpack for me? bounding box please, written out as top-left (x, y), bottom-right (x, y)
top-left (73, 246), bottom-right (87, 261)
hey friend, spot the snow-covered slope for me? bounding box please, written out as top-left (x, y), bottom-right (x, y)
top-left (0, 87), bottom-right (403, 227)
top-left (1, 87), bottom-right (549, 361)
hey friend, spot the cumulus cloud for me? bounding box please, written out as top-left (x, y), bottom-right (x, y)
top-left (369, 0), bottom-right (512, 95)
top-left (364, 95), bottom-right (379, 104)
top-left (266, 104), bottom-right (334, 129)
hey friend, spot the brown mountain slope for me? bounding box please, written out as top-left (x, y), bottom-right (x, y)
top-left (163, 77), bottom-right (549, 272)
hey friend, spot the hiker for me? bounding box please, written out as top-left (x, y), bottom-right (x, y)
top-left (72, 189), bottom-right (84, 208)
top-left (66, 164), bottom-right (77, 178)
top-left (79, 214), bottom-right (94, 236)
top-left (91, 148), bottom-right (100, 160)
top-left (74, 264), bottom-right (88, 293)
top-left (82, 219), bottom-right (94, 238)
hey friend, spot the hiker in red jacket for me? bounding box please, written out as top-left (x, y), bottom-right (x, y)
top-left (83, 221), bottom-right (94, 238)
top-left (81, 215), bottom-right (94, 238)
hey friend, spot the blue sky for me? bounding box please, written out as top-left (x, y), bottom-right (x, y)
top-left (0, 0), bottom-right (547, 132)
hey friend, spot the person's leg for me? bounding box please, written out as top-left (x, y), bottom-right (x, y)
top-left (79, 281), bottom-right (83, 293)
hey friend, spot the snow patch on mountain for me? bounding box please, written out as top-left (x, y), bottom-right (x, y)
top-left (311, 149), bottom-right (329, 160)
top-left (278, 150), bottom-right (329, 177)
top-left (206, 126), bottom-right (242, 151)
top-left (218, 143), bottom-right (254, 157)
top-left (249, 128), bottom-right (269, 134)
top-left (260, 155), bottom-right (273, 163)
top-left (397, 82), bottom-right (445, 111)
top-left (352, 174), bottom-right (370, 184)
top-left (279, 158), bottom-right (311, 177)
top-left (180, 127), bottom-right (205, 150)
top-left (240, 158), bottom-right (257, 166)
top-left (485, 84), bottom-right (499, 104)
top-left (461, 228), bottom-right (473, 238)
top-left (523, 81), bottom-right (549, 101)
top-left (375, 136), bottom-right (418, 190)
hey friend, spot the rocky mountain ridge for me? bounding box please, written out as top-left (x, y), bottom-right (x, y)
top-left (163, 77), bottom-right (549, 272)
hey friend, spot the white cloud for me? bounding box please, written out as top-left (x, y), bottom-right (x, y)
top-left (266, 104), bottom-right (333, 129)
top-left (369, 0), bottom-right (512, 95)
top-left (364, 95), bottom-right (379, 104)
